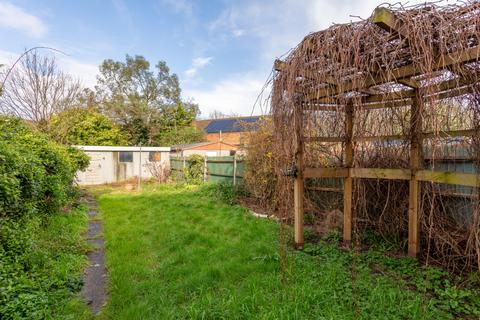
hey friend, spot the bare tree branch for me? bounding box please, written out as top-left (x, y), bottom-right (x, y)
top-left (0, 50), bottom-right (82, 125)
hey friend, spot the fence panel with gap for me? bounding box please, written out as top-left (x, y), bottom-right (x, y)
top-left (170, 155), bottom-right (244, 184)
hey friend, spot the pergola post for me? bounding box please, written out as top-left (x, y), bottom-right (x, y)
top-left (343, 103), bottom-right (354, 245)
top-left (408, 91), bottom-right (423, 257)
top-left (294, 102), bottom-right (304, 249)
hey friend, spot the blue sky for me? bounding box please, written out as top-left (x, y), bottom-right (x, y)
top-left (0, 0), bottom-right (427, 118)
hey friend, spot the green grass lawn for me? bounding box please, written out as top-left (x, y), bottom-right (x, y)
top-left (95, 183), bottom-right (479, 319)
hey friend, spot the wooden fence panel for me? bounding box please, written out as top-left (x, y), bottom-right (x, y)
top-left (170, 155), bottom-right (244, 184)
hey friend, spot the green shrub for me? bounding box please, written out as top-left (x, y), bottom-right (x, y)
top-left (48, 107), bottom-right (128, 146)
top-left (155, 126), bottom-right (205, 146)
top-left (0, 116), bottom-right (90, 318)
top-left (0, 207), bottom-right (89, 319)
top-left (204, 181), bottom-right (249, 205)
top-left (0, 116), bottom-right (89, 218)
top-left (183, 154), bottom-right (205, 184)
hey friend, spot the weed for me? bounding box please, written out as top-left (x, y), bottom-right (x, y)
top-left (0, 205), bottom-right (90, 319)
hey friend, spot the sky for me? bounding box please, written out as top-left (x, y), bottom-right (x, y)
top-left (0, 0), bottom-right (429, 118)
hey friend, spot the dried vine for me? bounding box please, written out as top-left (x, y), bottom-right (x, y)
top-left (270, 1), bottom-right (480, 273)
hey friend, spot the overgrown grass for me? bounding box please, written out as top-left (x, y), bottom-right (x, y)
top-left (95, 183), bottom-right (480, 319)
top-left (0, 205), bottom-right (91, 319)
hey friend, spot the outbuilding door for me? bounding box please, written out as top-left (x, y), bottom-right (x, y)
top-left (84, 152), bottom-right (105, 185)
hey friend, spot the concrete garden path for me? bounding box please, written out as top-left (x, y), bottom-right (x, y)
top-left (81, 193), bottom-right (107, 315)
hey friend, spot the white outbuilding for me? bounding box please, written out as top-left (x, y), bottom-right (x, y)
top-left (74, 146), bottom-right (170, 185)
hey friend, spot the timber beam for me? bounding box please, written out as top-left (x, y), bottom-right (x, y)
top-left (303, 167), bottom-right (479, 187)
top-left (300, 77), bottom-right (477, 109)
top-left (276, 45), bottom-right (479, 103)
top-left (304, 129), bottom-right (477, 143)
top-left (301, 46), bottom-right (480, 101)
top-left (372, 7), bottom-right (409, 39)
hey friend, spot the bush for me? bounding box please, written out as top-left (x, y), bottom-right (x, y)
top-left (0, 116), bottom-right (90, 319)
top-left (48, 107), bottom-right (127, 146)
top-left (242, 117), bottom-right (277, 210)
top-left (204, 181), bottom-right (249, 205)
top-left (0, 116), bottom-right (89, 217)
top-left (0, 207), bottom-right (89, 319)
top-left (146, 161), bottom-right (170, 183)
top-left (183, 154), bottom-right (205, 184)
top-left (155, 126), bottom-right (205, 146)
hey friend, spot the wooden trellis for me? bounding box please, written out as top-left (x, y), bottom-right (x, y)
top-left (273, 4), bottom-right (480, 257)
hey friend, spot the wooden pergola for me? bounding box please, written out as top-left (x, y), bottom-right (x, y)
top-left (273, 5), bottom-right (480, 257)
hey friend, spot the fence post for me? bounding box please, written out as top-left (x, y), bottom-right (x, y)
top-left (181, 156), bottom-right (186, 180)
top-left (233, 154), bottom-right (237, 185)
top-left (203, 156), bottom-right (207, 182)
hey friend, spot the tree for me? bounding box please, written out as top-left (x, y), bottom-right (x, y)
top-left (155, 126), bottom-right (205, 146)
top-left (208, 110), bottom-right (240, 119)
top-left (95, 55), bottom-right (199, 146)
top-left (0, 50), bottom-right (81, 128)
top-left (48, 107), bottom-right (127, 146)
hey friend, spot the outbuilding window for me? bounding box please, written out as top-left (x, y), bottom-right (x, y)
top-left (149, 152), bottom-right (161, 162)
top-left (119, 152), bottom-right (133, 163)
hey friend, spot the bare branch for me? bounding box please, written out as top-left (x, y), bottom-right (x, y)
top-left (0, 49), bottom-right (81, 125)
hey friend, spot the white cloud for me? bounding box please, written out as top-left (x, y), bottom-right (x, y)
top-left (193, 0), bottom-right (433, 117)
top-left (0, 49), bottom-right (18, 65)
top-left (60, 57), bottom-right (98, 88)
top-left (232, 29), bottom-right (245, 37)
top-left (209, 0), bottom-right (430, 60)
top-left (184, 72), bottom-right (270, 117)
top-left (0, 1), bottom-right (47, 38)
top-left (185, 56), bottom-right (212, 78)
top-left (208, 7), bottom-right (246, 38)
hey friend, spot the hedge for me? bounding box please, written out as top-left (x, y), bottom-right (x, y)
top-left (0, 116), bottom-right (90, 318)
top-left (0, 116), bottom-right (89, 218)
